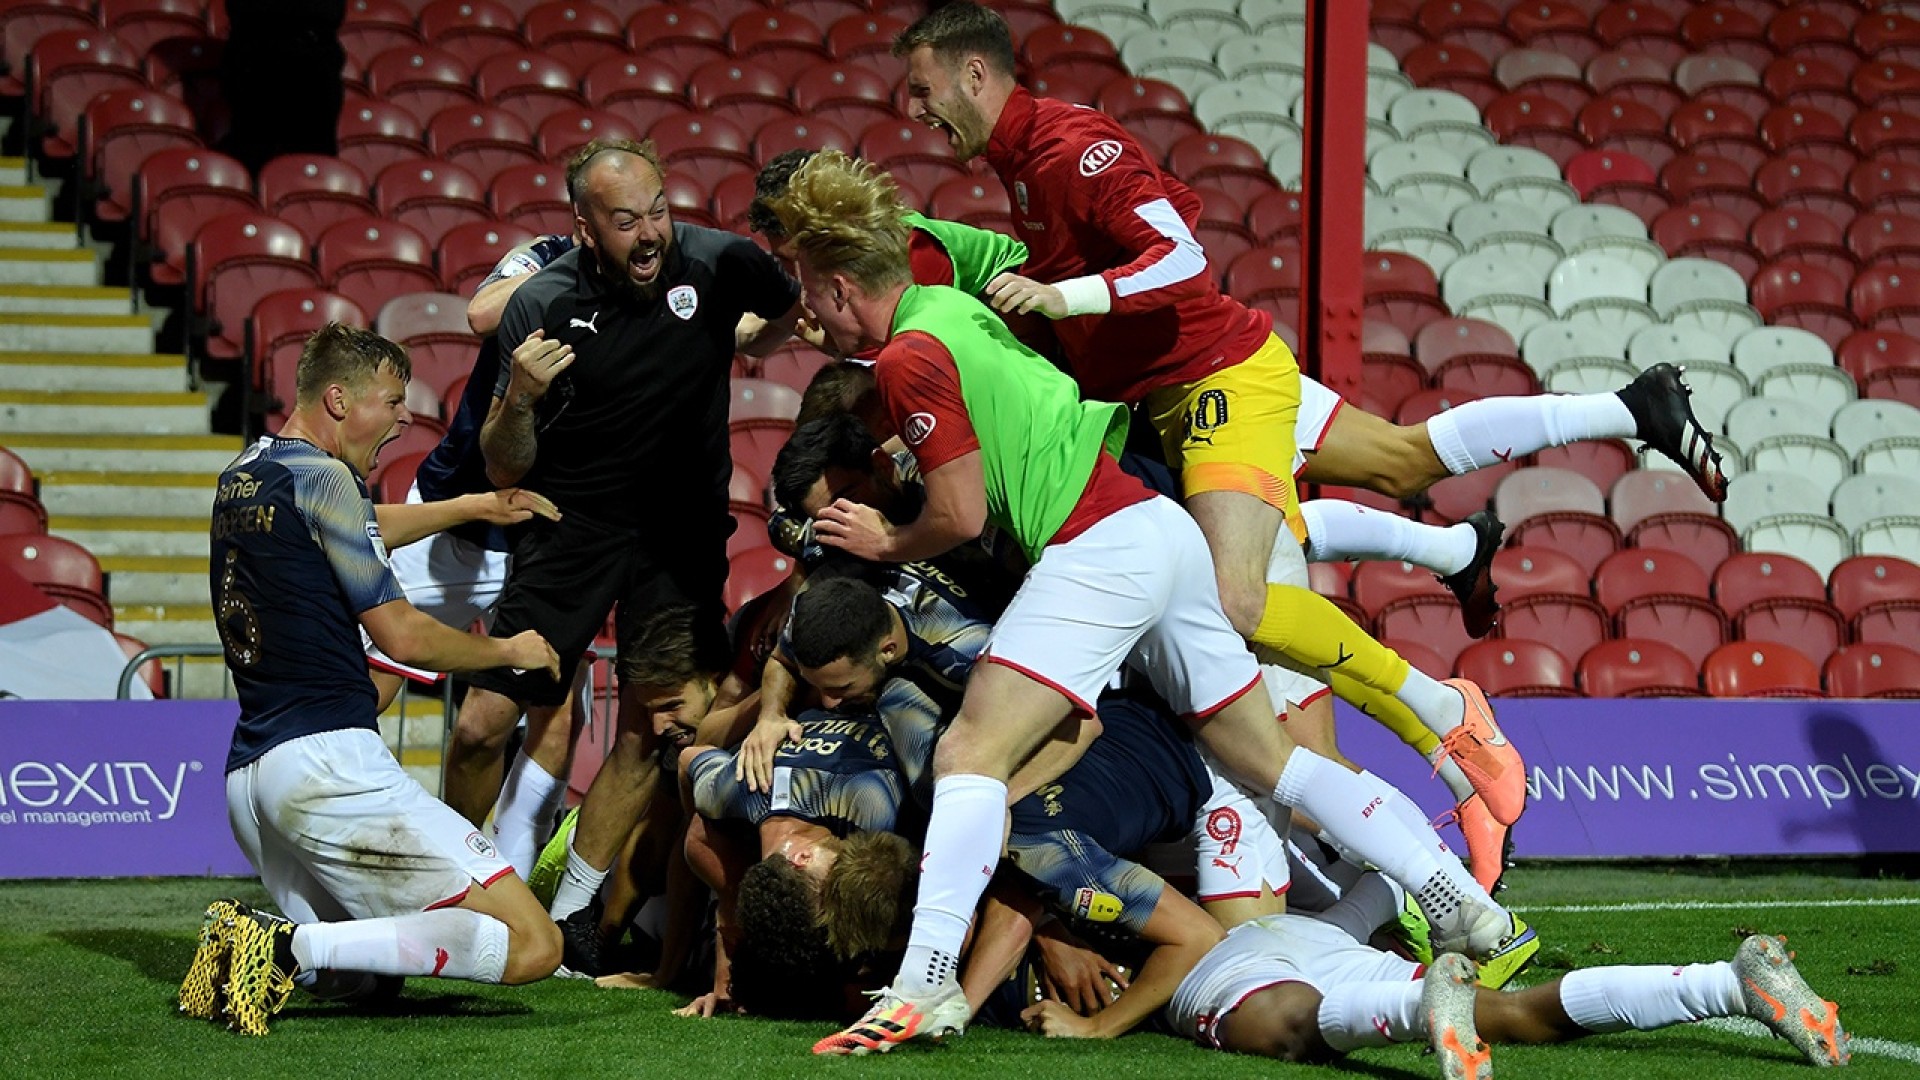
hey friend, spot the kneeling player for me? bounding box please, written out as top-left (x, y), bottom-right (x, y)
top-left (181, 324), bottom-right (564, 1036)
top-left (1169, 916), bottom-right (1848, 1075)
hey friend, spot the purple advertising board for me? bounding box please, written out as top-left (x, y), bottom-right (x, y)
top-left (1337, 697), bottom-right (1920, 859)
top-left (1, 700), bottom-right (252, 879)
top-left (2, 697), bottom-right (1919, 878)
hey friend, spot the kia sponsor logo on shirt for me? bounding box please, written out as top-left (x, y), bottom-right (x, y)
top-left (1078, 139), bottom-right (1123, 177)
top-left (903, 412), bottom-right (937, 445)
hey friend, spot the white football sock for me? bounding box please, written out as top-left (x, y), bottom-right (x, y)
top-left (1317, 979), bottom-right (1426, 1050)
top-left (1355, 769), bottom-right (1497, 914)
top-left (548, 833), bottom-right (609, 921)
top-left (492, 751), bottom-right (565, 880)
top-left (1425, 393), bottom-right (1636, 475)
top-left (1396, 668), bottom-right (1467, 738)
top-left (1274, 750), bottom-right (1461, 904)
top-left (1300, 500), bottom-right (1480, 577)
top-left (899, 773), bottom-right (1006, 996)
top-left (1559, 962), bottom-right (1744, 1033)
top-left (1424, 744), bottom-right (1477, 803)
top-left (291, 909), bottom-right (510, 983)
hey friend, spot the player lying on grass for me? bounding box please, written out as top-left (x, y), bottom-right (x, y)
top-left (1169, 910), bottom-right (1850, 1075)
top-left (182, 324), bottom-right (565, 1036)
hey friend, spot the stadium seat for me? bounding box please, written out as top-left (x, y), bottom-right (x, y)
top-left (1833, 473), bottom-right (1920, 536)
top-left (1851, 108), bottom-right (1920, 166)
top-left (364, 45), bottom-right (476, 125)
top-left (753, 117), bottom-right (856, 163)
top-left (1831, 399), bottom-right (1920, 458)
top-left (1492, 467), bottom-right (1605, 527)
top-left (688, 59), bottom-right (799, 136)
top-left (1626, 510), bottom-right (1740, 579)
top-left (135, 147), bottom-right (256, 290)
top-left (723, 547), bottom-right (795, 612)
top-left (1454, 639), bottom-right (1577, 696)
top-left (1742, 515), bottom-right (1855, 581)
top-left (729, 418), bottom-right (795, 490)
top-left (1426, 460), bottom-right (1519, 524)
top-left (1377, 595), bottom-right (1476, 672)
top-left (859, 119), bottom-right (969, 201)
top-left (27, 29), bottom-right (145, 162)
top-left (1703, 640), bottom-right (1825, 698)
top-left (1625, 322), bottom-right (1731, 369)
top-left (1753, 364), bottom-right (1859, 422)
top-left (340, 0), bottom-right (421, 64)
top-left (730, 378), bottom-right (803, 423)
top-left (826, 13), bottom-right (908, 62)
top-left (257, 154), bottom-right (377, 250)
top-left (249, 289), bottom-right (368, 408)
top-left (1607, 469), bottom-right (1712, 535)
top-left (0, 4), bottom-right (98, 100)
top-left (1489, 546), bottom-right (1590, 603)
top-left (337, 98), bottom-right (429, 178)
top-left (1577, 638), bottom-right (1702, 696)
top-left (792, 64), bottom-right (899, 136)
top-left (424, 104), bottom-right (540, 177)
top-left (1854, 432), bottom-right (1920, 478)
top-left (1594, 547), bottom-right (1712, 614)
top-left (1352, 559), bottom-right (1450, 618)
top-left (1723, 470), bottom-right (1830, 535)
top-left (471, 52), bottom-right (585, 131)
top-left (1617, 594), bottom-right (1730, 668)
top-left (1744, 434), bottom-right (1849, 502)
top-left (416, 0), bottom-right (524, 68)
top-left (1713, 550), bottom-right (1828, 620)
top-left (437, 220), bottom-right (536, 295)
top-left (1850, 157), bottom-right (1920, 216)
top-left (1824, 642), bottom-right (1920, 698)
top-left (1497, 593), bottom-right (1611, 666)
top-left (1829, 553), bottom-right (1920, 621)
top-left (1736, 596), bottom-right (1848, 665)
top-left (488, 162), bottom-right (569, 234)
top-left (0, 535), bottom-right (111, 629)
top-left (373, 159), bottom-right (489, 246)
top-left (189, 212), bottom-right (321, 362)
top-left (315, 217), bottom-right (441, 325)
top-left (536, 107), bottom-right (645, 163)
top-left (79, 88), bottom-right (201, 228)
top-left (727, 9), bottom-right (828, 70)
top-left (1723, 396), bottom-right (1830, 446)
top-left (524, 1), bottom-right (627, 69)
top-left (1749, 208), bottom-right (1853, 280)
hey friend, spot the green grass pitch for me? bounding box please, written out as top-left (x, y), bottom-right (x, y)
top-left (2, 863), bottom-right (1915, 1079)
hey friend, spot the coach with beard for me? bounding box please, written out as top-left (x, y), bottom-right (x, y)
top-left (468, 139), bottom-right (802, 955)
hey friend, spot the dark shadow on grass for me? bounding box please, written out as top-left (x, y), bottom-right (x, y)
top-left (281, 993), bottom-right (533, 1022)
top-left (1320, 1057), bottom-right (1430, 1080)
top-left (55, 928), bottom-right (193, 985)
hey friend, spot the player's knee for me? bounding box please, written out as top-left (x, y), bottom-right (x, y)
top-left (501, 915), bottom-right (563, 984)
top-left (1217, 572), bottom-right (1266, 637)
top-left (450, 693), bottom-right (520, 753)
top-left (1230, 985), bottom-right (1329, 1062)
top-left (1385, 425), bottom-right (1449, 497)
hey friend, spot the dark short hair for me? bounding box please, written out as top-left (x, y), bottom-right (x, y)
top-left (772, 411), bottom-right (880, 514)
top-left (730, 855), bottom-right (845, 1020)
top-left (565, 137), bottom-right (665, 207)
top-left (893, 1), bottom-right (1017, 77)
top-left (748, 148), bottom-right (816, 239)
top-left (794, 361), bottom-right (879, 430)
top-left (789, 577), bottom-right (892, 671)
top-left (616, 604), bottom-right (729, 689)
top-left (295, 323), bottom-right (410, 408)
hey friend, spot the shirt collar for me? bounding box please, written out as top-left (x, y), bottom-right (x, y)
top-left (986, 86), bottom-right (1037, 171)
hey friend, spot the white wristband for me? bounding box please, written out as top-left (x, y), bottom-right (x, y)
top-left (1056, 274), bottom-right (1113, 317)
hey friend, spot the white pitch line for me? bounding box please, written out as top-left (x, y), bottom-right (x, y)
top-left (1700, 1017), bottom-right (1920, 1066)
top-left (1509, 897), bottom-right (1920, 914)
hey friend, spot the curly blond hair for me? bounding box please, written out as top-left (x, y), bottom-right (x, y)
top-left (767, 151), bottom-right (914, 292)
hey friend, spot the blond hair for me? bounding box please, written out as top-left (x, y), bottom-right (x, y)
top-left (767, 151), bottom-right (914, 293)
top-left (817, 831), bottom-right (917, 958)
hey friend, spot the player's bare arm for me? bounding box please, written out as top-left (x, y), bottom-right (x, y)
top-left (735, 298), bottom-right (807, 358)
top-left (373, 488), bottom-right (561, 550)
top-left (814, 450), bottom-right (986, 562)
top-left (480, 329), bottom-right (572, 486)
top-left (1022, 884), bottom-right (1222, 1039)
top-left (960, 883), bottom-right (1045, 1014)
top-left (736, 654), bottom-right (803, 793)
top-left (1033, 920), bottom-right (1131, 1016)
top-left (360, 597), bottom-right (559, 679)
top-left (467, 239), bottom-right (543, 334)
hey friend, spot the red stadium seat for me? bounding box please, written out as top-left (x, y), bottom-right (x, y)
top-left (1703, 641), bottom-right (1824, 698)
top-left (524, 1), bottom-right (627, 70)
top-left (1767, 7), bottom-right (1857, 69)
top-left (29, 28), bottom-right (147, 163)
top-left (826, 13), bottom-right (908, 62)
top-left (1850, 108), bottom-right (1920, 165)
top-left (650, 112), bottom-right (755, 191)
top-left (579, 54), bottom-right (684, 116)
top-left (860, 118), bottom-right (969, 200)
top-left (1668, 100), bottom-right (1760, 166)
top-left (1427, 461), bottom-right (1518, 524)
top-left (1490, 546), bottom-right (1590, 602)
top-left (1750, 208), bottom-right (1854, 279)
top-left (316, 217), bottom-right (441, 324)
top-left (688, 59), bottom-right (799, 136)
top-left (1751, 259), bottom-right (1858, 347)
top-left (1761, 105), bottom-right (1859, 174)
top-left (1166, 133), bottom-right (1275, 189)
top-left (1352, 559), bottom-right (1450, 618)
top-left (727, 10), bottom-right (827, 69)
top-left (1823, 642), bottom-right (1920, 698)
top-left (1497, 594), bottom-right (1611, 667)
top-left (1377, 595), bottom-right (1475, 673)
top-left (249, 289), bottom-right (367, 405)
top-left (136, 147), bottom-right (256, 289)
top-left (1650, 204), bottom-right (1758, 276)
top-left (1847, 211), bottom-right (1920, 268)
top-left (624, 5), bottom-right (728, 70)
top-left (374, 158), bottom-right (489, 246)
top-left (1417, 0), bottom-right (1514, 57)
top-left (425, 104), bottom-right (540, 177)
top-left (1484, 94), bottom-right (1580, 165)
top-left (189, 212), bottom-right (321, 361)
top-left (474, 51), bottom-right (588, 131)
top-left (364, 45), bottom-right (476, 125)
top-left (79, 88), bottom-right (201, 227)
top-left (1850, 157), bottom-right (1920, 215)
top-left (1853, 265), bottom-right (1920, 327)
top-left (1585, 51), bottom-right (1676, 111)
top-left (730, 378), bottom-right (803, 423)
top-left (1854, 598), bottom-right (1920, 645)
top-left (1531, 441), bottom-right (1633, 498)
top-left (1756, 156), bottom-right (1859, 226)
top-left (1616, 595), bottom-right (1729, 669)
top-left (1736, 596), bottom-right (1848, 662)
top-left (1403, 42), bottom-right (1501, 110)
top-left (374, 451), bottom-right (429, 505)
top-left (1226, 245), bottom-right (1303, 308)
top-left (0, 5), bottom-right (97, 99)
top-left (1853, 60), bottom-right (1920, 111)
top-left (1713, 551), bottom-right (1827, 620)
top-left (711, 172), bottom-right (758, 232)
top-left (758, 345), bottom-right (832, 394)
top-left (340, 0), bottom-right (420, 65)
top-left (337, 98), bottom-right (428, 178)
top-left (729, 418), bottom-right (794, 488)
top-left (1857, 10), bottom-right (1920, 63)
top-left (793, 65), bottom-right (899, 135)
top-left (489, 162), bottom-right (569, 233)
top-left (724, 547), bottom-right (796, 612)
top-left (928, 177), bottom-right (1014, 232)
top-left (1454, 639), bottom-right (1577, 696)
top-left (1838, 328), bottom-right (1920, 387)
top-left (1594, 547), bottom-right (1711, 614)
top-left (536, 107), bottom-right (645, 163)
top-left (1564, 147), bottom-right (1658, 200)
top-left (1764, 55), bottom-right (1854, 119)
top-left (437, 220), bottom-right (536, 294)
top-left (1578, 637), bottom-right (1702, 696)
top-left (753, 117), bottom-right (856, 163)
top-left (0, 535), bottom-right (111, 629)
top-left (1579, 96), bottom-right (1671, 156)
top-left (1829, 554), bottom-right (1920, 621)
top-left (1608, 469), bottom-right (1715, 534)
top-left (416, 0), bottom-right (524, 69)
top-left (1023, 23), bottom-right (1117, 68)
top-left (1679, 4), bottom-right (1771, 71)
top-left (1625, 512), bottom-right (1740, 579)
top-left (1381, 637), bottom-right (1449, 680)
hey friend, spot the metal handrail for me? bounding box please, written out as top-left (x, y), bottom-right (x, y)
top-left (116, 643), bottom-right (229, 700)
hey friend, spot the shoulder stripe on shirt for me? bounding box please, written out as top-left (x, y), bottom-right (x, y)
top-left (1113, 197), bottom-right (1209, 299)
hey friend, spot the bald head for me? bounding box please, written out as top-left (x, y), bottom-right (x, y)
top-left (566, 138), bottom-right (674, 301)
